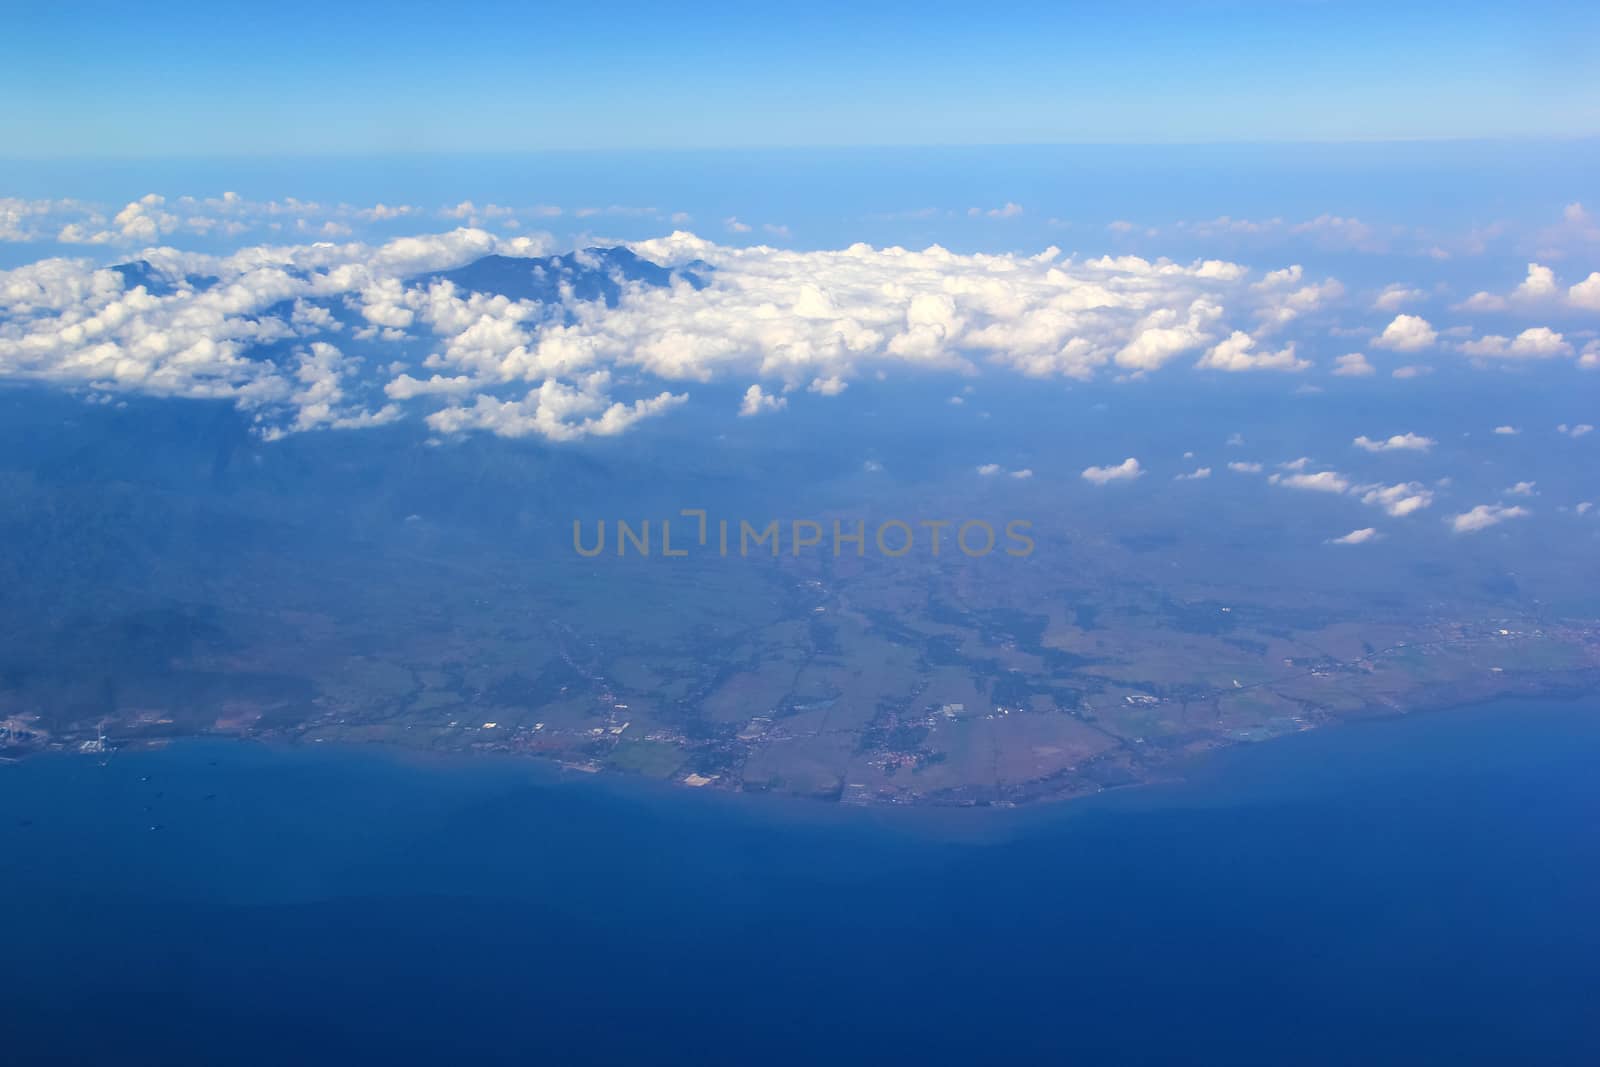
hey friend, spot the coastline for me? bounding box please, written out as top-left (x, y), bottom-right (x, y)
top-left (7, 664), bottom-right (1596, 816)
top-left (5, 685), bottom-right (1598, 845)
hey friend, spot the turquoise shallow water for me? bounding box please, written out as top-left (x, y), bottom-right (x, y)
top-left (3, 697), bottom-right (1599, 1065)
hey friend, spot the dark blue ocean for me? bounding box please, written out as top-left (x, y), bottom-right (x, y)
top-left (4, 699), bottom-right (1599, 1065)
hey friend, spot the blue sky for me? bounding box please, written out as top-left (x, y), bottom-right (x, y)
top-left (3, 0), bottom-right (1598, 459)
top-left (5, 1), bottom-right (1598, 156)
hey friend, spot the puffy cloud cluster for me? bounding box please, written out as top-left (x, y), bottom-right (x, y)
top-left (328, 234), bottom-right (1348, 442)
top-left (0, 228), bottom-right (549, 434)
top-left (441, 201), bottom-right (523, 226)
top-left (12, 192), bottom-right (429, 247)
top-left (1359, 482), bottom-right (1434, 517)
top-left (424, 373), bottom-right (686, 441)
top-left (1, 219), bottom-right (1593, 443)
top-left (1196, 330), bottom-right (1309, 373)
top-left (2, 191), bottom-right (702, 250)
top-left (1434, 259), bottom-right (1600, 367)
top-left (0, 224), bottom-right (1337, 442)
top-left (1, 257), bottom-right (128, 314)
top-left (1233, 459), bottom-right (1437, 520)
top-left (2, 197), bottom-right (103, 242)
top-left (1458, 261), bottom-right (1600, 313)
top-left (738, 384), bottom-right (786, 416)
top-left (1250, 266), bottom-right (1344, 333)
top-left (268, 341), bottom-right (403, 439)
top-left (596, 234), bottom-right (1335, 385)
top-left (1459, 327), bottom-right (1573, 360)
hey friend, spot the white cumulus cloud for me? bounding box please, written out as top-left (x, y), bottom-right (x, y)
top-left (1195, 330), bottom-right (1310, 372)
top-left (1269, 470), bottom-right (1351, 493)
top-left (1359, 482), bottom-right (1434, 517)
top-left (1373, 285), bottom-right (1425, 312)
top-left (1353, 432), bottom-right (1435, 453)
top-left (1374, 314), bottom-right (1437, 352)
top-left (1082, 457), bottom-right (1143, 485)
top-left (1332, 352), bottom-right (1375, 377)
top-left (738, 384), bottom-right (787, 416)
top-left (1459, 327), bottom-right (1573, 360)
top-left (1449, 504), bottom-right (1530, 534)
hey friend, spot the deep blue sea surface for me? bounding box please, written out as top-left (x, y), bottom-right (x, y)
top-left (4, 699), bottom-right (1599, 1065)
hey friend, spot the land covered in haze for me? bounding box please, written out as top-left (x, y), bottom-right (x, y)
top-left (3, 390), bottom-right (1597, 807)
top-left (3, 245), bottom-right (1597, 806)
